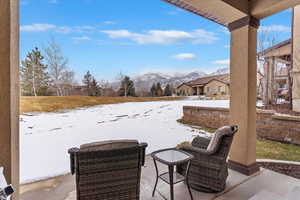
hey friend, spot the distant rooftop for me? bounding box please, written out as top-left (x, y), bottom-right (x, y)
top-left (185, 73), bottom-right (230, 87)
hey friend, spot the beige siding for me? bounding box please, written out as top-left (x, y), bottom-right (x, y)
top-left (204, 80), bottom-right (229, 96)
top-left (177, 84), bottom-right (195, 96)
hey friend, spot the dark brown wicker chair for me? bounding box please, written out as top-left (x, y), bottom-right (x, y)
top-left (68, 140), bottom-right (148, 200)
top-left (177, 126), bottom-right (238, 193)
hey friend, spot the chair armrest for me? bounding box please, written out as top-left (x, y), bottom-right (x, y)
top-left (181, 146), bottom-right (212, 156)
top-left (68, 148), bottom-right (79, 175)
top-left (139, 143), bottom-right (148, 166)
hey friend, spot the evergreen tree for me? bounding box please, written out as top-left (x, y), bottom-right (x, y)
top-left (119, 76), bottom-right (135, 97)
top-left (90, 78), bottom-right (100, 96)
top-left (156, 82), bottom-right (163, 96)
top-left (20, 47), bottom-right (50, 96)
top-left (82, 71), bottom-right (93, 95)
top-left (150, 83), bottom-right (157, 97)
top-left (164, 84), bottom-right (172, 96)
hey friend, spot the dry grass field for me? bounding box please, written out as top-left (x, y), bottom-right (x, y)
top-left (20, 96), bottom-right (183, 113)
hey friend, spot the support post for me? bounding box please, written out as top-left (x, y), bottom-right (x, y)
top-left (267, 57), bottom-right (276, 104)
top-left (227, 16), bottom-right (260, 176)
top-left (292, 6), bottom-right (300, 112)
top-left (0, 0), bottom-right (20, 199)
top-left (196, 87), bottom-right (200, 96)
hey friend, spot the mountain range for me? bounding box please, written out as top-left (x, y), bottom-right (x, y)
top-left (132, 67), bottom-right (229, 92)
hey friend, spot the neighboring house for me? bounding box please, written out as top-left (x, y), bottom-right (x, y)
top-left (258, 39), bottom-right (291, 103)
top-left (176, 83), bottom-right (196, 96)
top-left (177, 73), bottom-right (264, 98)
top-left (176, 74), bottom-right (230, 97)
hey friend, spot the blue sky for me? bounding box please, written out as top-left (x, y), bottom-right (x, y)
top-left (20, 0), bottom-right (292, 81)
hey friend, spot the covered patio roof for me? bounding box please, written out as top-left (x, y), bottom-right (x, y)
top-left (162, 0), bottom-right (300, 27)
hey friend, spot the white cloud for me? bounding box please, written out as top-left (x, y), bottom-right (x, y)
top-left (166, 8), bottom-right (183, 16)
top-left (72, 36), bottom-right (91, 42)
top-left (74, 25), bottom-right (97, 33)
top-left (56, 26), bottom-right (73, 34)
top-left (103, 21), bottom-right (117, 25)
top-left (20, 24), bottom-right (57, 32)
top-left (172, 53), bottom-right (196, 60)
top-left (213, 59), bottom-right (230, 65)
top-left (102, 30), bottom-right (133, 38)
top-left (220, 27), bottom-right (230, 35)
top-left (101, 29), bottom-right (218, 45)
top-left (20, 24), bottom-right (96, 34)
top-left (259, 25), bottom-right (291, 33)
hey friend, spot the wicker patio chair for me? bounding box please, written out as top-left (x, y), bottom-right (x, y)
top-left (177, 125), bottom-right (238, 193)
top-left (68, 140), bottom-right (148, 200)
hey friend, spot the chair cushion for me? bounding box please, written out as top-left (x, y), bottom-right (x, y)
top-left (80, 140), bottom-right (138, 151)
top-left (206, 126), bottom-right (233, 153)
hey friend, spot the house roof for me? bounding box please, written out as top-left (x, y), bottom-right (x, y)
top-left (176, 82), bottom-right (193, 89)
top-left (258, 39), bottom-right (291, 58)
top-left (177, 74), bottom-right (230, 89)
top-left (186, 74), bottom-right (230, 87)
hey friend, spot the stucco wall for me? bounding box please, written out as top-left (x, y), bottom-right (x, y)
top-left (204, 80), bottom-right (229, 96)
top-left (177, 84), bottom-right (195, 96)
top-left (182, 106), bottom-right (300, 145)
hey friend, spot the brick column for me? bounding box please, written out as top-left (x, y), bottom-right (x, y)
top-left (227, 16), bottom-right (260, 176)
top-left (0, 0), bottom-right (20, 199)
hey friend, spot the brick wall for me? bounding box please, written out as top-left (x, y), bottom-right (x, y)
top-left (182, 106), bottom-right (300, 145)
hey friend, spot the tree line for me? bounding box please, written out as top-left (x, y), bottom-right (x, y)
top-left (20, 39), bottom-right (175, 97)
top-left (82, 71), bottom-right (175, 97)
top-left (20, 39), bottom-right (75, 96)
top-left (82, 71), bottom-right (136, 97)
top-left (150, 83), bottom-right (173, 97)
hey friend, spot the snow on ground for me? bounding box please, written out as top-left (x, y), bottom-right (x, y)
top-left (20, 99), bottom-right (229, 184)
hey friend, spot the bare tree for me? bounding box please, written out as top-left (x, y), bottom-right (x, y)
top-left (98, 79), bottom-right (111, 88)
top-left (258, 28), bottom-right (280, 105)
top-left (115, 71), bottom-right (125, 83)
top-left (45, 38), bottom-right (74, 96)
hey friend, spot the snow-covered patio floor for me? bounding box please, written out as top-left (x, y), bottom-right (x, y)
top-left (20, 99), bottom-right (229, 184)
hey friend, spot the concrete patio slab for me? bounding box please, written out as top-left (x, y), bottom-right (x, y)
top-left (215, 169), bottom-right (300, 200)
top-left (19, 156), bottom-right (300, 200)
top-left (247, 190), bottom-right (283, 200)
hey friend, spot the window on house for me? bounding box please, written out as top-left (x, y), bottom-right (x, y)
top-left (218, 86), bottom-right (222, 92)
top-left (207, 87), bottom-right (210, 92)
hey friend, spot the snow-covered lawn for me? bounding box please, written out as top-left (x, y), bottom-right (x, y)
top-left (20, 99), bottom-right (229, 184)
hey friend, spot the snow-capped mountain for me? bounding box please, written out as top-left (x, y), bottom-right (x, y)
top-left (132, 68), bottom-right (230, 91)
top-left (210, 67), bottom-right (229, 75)
top-left (133, 71), bottom-right (208, 92)
top-left (110, 68), bottom-right (229, 92)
